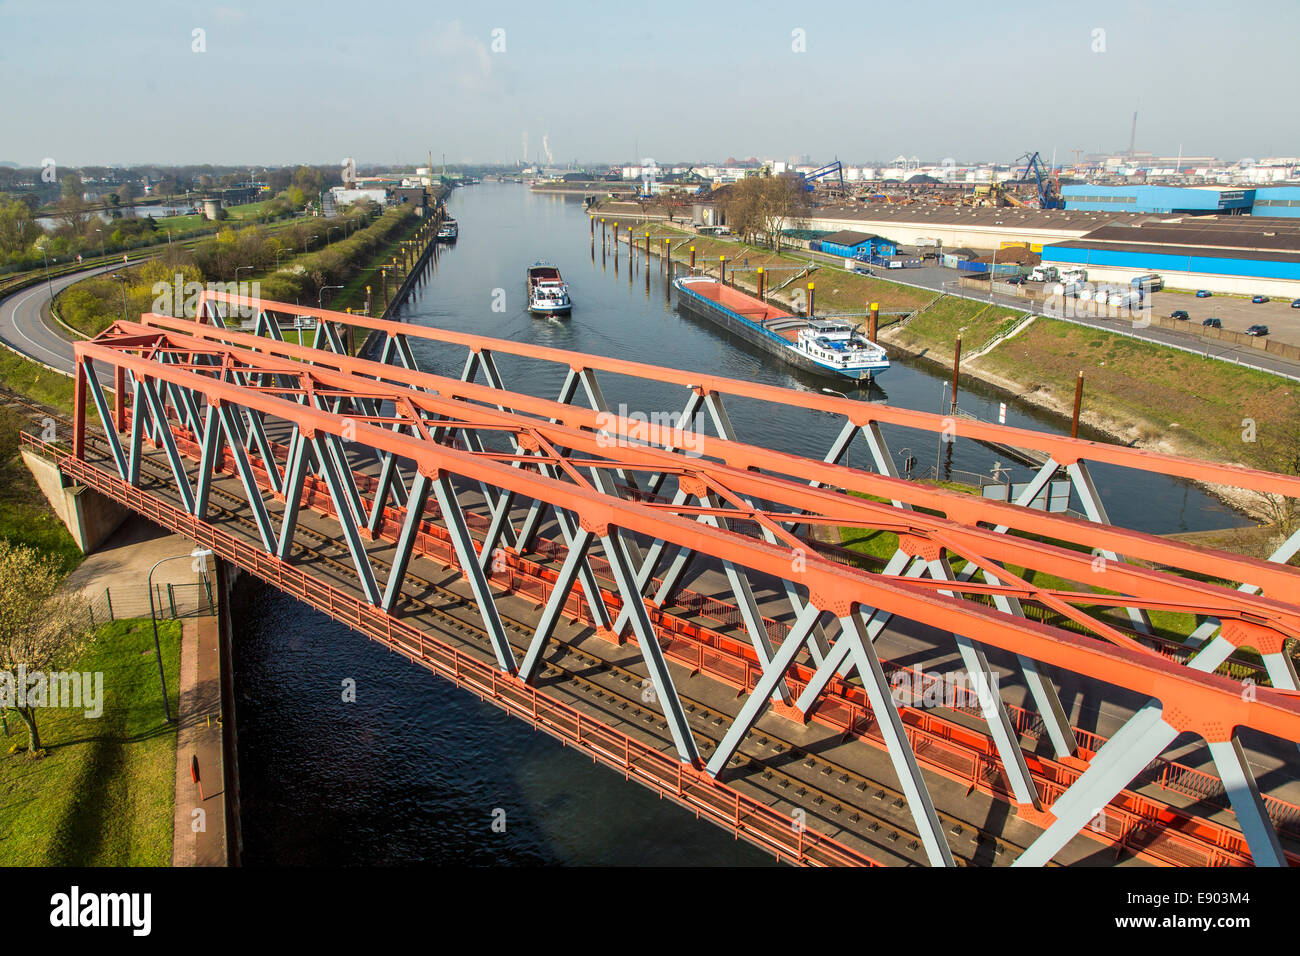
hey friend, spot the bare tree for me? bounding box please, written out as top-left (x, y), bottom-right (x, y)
top-left (0, 542), bottom-right (91, 755)
top-left (718, 178), bottom-right (763, 245)
top-left (1243, 403), bottom-right (1300, 541)
top-left (718, 174), bottom-right (808, 250)
top-left (756, 173), bottom-right (809, 251)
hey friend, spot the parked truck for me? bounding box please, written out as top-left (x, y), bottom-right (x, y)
top-left (1131, 273), bottom-right (1164, 293)
top-left (1029, 265), bottom-right (1059, 283)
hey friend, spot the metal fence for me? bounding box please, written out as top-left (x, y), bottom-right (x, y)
top-left (85, 572), bottom-right (215, 629)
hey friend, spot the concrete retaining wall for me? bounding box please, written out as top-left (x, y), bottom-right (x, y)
top-left (21, 448), bottom-right (131, 553)
top-left (1139, 315), bottom-right (1300, 359)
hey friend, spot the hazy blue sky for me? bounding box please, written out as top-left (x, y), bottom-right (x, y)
top-left (3, 0), bottom-right (1296, 168)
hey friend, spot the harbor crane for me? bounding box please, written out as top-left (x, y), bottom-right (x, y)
top-left (797, 160), bottom-right (846, 195)
top-left (1010, 151), bottom-right (1064, 209)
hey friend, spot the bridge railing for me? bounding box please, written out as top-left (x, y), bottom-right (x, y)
top-left (61, 298), bottom-right (1300, 868)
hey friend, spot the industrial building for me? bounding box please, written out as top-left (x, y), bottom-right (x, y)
top-left (817, 230), bottom-right (897, 258)
top-left (1062, 184), bottom-right (1300, 218)
top-left (1062, 185), bottom-right (1254, 215)
top-left (1040, 217), bottom-right (1300, 296)
top-left (802, 204), bottom-right (1146, 252)
top-left (1252, 186), bottom-right (1300, 218)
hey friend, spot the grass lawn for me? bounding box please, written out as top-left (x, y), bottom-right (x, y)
top-left (973, 316), bottom-right (1298, 461)
top-left (0, 405), bottom-right (82, 572)
top-left (0, 617), bottom-right (182, 866)
top-left (0, 351), bottom-right (77, 417)
top-left (835, 482), bottom-right (1204, 647)
top-left (152, 212), bottom-right (205, 232)
top-left (889, 298), bottom-right (1025, 361)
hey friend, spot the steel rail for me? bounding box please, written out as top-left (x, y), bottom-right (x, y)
top-left (71, 333), bottom-right (1300, 753)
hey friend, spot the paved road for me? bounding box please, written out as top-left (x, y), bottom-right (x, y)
top-left (0, 261), bottom-right (137, 384)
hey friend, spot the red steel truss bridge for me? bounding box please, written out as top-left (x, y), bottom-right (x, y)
top-left (34, 289), bottom-right (1300, 867)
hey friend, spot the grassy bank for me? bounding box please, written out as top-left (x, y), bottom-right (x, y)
top-left (971, 319), bottom-right (1296, 458)
top-left (0, 617), bottom-right (182, 866)
top-left (621, 219), bottom-right (1298, 474)
top-left (0, 404), bottom-right (82, 571)
top-left (0, 350), bottom-right (77, 415)
top-left (53, 206), bottom-right (401, 339)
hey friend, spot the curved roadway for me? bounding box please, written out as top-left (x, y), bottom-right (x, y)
top-left (0, 261), bottom-right (140, 385)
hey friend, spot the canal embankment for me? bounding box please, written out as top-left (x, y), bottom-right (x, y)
top-left (356, 198), bottom-right (448, 360)
top-left (603, 216), bottom-right (1298, 522)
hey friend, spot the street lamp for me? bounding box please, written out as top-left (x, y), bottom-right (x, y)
top-left (274, 246), bottom-right (290, 268)
top-left (318, 284), bottom-right (343, 309)
top-left (147, 548), bottom-right (213, 722)
top-left (304, 235), bottom-right (317, 253)
top-left (234, 265), bottom-right (255, 284)
top-left (109, 273), bottom-right (129, 320)
top-left (95, 227), bottom-right (104, 260)
top-left (38, 241), bottom-right (53, 302)
top-left (327, 226), bottom-right (339, 244)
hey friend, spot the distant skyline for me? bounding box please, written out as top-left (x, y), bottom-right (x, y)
top-left (3, 0), bottom-right (1297, 168)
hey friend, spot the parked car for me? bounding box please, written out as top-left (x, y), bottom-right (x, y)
top-left (1169, 310), bottom-right (1189, 320)
top-left (1252, 295), bottom-right (1270, 304)
top-left (1202, 317), bottom-right (1222, 328)
top-left (1004, 275), bottom-right (1026, 285)
top-left (1196, 289), bottom-right (1213, 298)
top-left (1246, 324), bottom-right (1270, 336)
top-left (1291, 299), bottom-right (1300, 308)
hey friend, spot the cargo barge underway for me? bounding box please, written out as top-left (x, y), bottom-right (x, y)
top-left (527, 262), bottom-right (572, 315)
top-left (673, 276), bottom-right (888, 382)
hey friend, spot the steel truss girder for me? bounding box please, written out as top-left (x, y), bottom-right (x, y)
top-left (1013, 635), bottom-right (1286, 867)
top-left (431, 472), bottom-right (518, 674)
top-left (83, 327), bottom-right (1300, 702)
top-left (140, 313), bottom-right (1300, 628)
top-left (76, 319), bottom-right (1300, 814)
top-left (705, 600), bottom-right (955, 867)
top-left (824, 418), bottom-right (1073, 780)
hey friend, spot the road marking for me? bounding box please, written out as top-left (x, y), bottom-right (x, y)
top-left (1, 264), bottom-right (121, 379)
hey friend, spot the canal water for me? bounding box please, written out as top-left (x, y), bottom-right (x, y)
top-left (234, 183), bottom-right (1244, 865)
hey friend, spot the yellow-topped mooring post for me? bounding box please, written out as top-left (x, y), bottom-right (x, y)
top-left (757, 267), bottom-right (764, 300)
top-left (807, 282), bottom-right (815, 317)
top-left (690, 245), bottom-right (695, 270)
top-left (720, 255), bottom-right (726, 286)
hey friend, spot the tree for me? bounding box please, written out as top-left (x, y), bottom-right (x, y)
top-left (754, 173), bottom-right (808, 251)
top-left (0, 542), bottom-right (91, 755)
top-left (717, 178), bottom-right (764, 245)
top-left (1243, 402), bottom-right (1300, 540)
top-left (0, 199), bottom-right (40, 256)
top-left (292, 165), bottom-right (324, 195)
top-left (662, 188), bottom-right (689, 223)
top-left (60, 172), bottom-right (83, 204)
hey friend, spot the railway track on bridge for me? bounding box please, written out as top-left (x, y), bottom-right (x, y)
top-left (97, 420), bottom-right (1034, 866)
top-left (11, 385), bottom-right (1294, 866)
top-left (0, 382), bottom-right (1032, 865)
